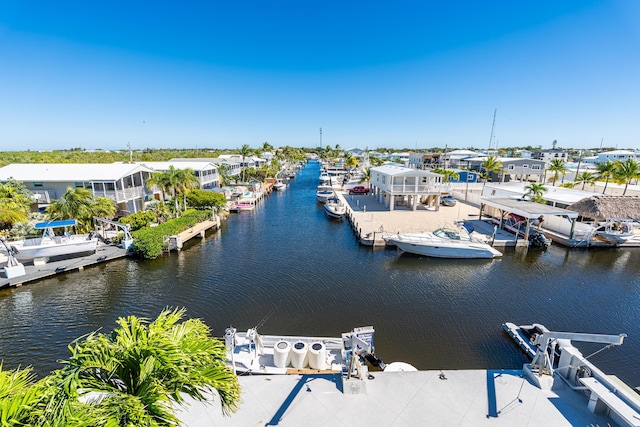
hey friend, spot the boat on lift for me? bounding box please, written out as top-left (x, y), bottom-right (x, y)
top-left (0, 220), bottom-right (98, 264)
top-left (224, 325), bottom-right (413, 378)
top-left (591, 218), bottom-right (638, 244)
top-left (503, 322), bottom-right (640, 427)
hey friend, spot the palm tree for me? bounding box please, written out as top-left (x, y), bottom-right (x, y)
top-left (574, 171), bottom-right (596, 191)
top-left (523, 182), bottom-right (547, 203)
top-left (262, 141), bottom-right (273, 152)
top-left (546, 158), bottom-right (568, 186)
top-left (92, 197), bottom-right (117, 220)
top-left (175, 168), bottom-right (201, 211)
top-left (613, 157), bottom-right (640, 195)
top-left (46, 308), bottom-right (240, 425)
top-left (358, 167), bottom-right (371, 186)
top-left (146, 171), bottom-right (171, 202)
top-left (432, 168), bottom-right (459, 183)
top-left (595, 160), bottom-right (616, 194)
top-left (0, 181), bottom-right (32, 229)
top-left (240, 144), bottom-right (252, 183)
top-left (149, 166), bottom-right (182, 214)
top-left (46, 187), bottom-right (95, 233)
top-left (481, 156), bottom-right (503, 182)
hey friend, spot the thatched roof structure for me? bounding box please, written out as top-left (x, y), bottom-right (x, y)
top-left (567, 196), bottom-right (640, 221)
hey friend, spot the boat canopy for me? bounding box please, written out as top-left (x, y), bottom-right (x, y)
top-left (34, 219), bottom-right (77, 229)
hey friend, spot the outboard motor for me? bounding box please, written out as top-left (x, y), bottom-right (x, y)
top-left (362, 351), bottom-right (386, 370)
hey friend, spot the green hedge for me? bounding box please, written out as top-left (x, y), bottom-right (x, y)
top-left (131, 209), bottom-right (212, 259)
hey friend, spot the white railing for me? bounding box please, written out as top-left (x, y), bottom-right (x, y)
top-left (102, 186), bottom-right (146, 202)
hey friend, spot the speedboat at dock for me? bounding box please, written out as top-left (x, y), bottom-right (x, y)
top-left (383, 222), bottom-right (502, 259)
top-left (316, 185), bottom-right (335, 203)
top-left (324, 196), bottom-right (346, 219)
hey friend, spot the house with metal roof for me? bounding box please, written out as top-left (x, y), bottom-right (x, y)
top-left (0, 163), bottom-right (158, 214)
top-left (370, 165), bottom-right (444, 211)
top-left (139, 161), bottom-right (219, 188)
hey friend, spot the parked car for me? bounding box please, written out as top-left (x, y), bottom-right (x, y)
top-left (348, 186), bottom-right (370, 195)
top-left (441, 195), bottom-right (457, 206)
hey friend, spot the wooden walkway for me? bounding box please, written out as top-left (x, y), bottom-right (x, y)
top-left (0, 243), bottom-right (128, 290)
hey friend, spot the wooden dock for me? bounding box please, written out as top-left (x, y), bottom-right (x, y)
top-left (0, 243), bottom-right (128, 290)
top-left (339, 193), bottom-right (526, 248)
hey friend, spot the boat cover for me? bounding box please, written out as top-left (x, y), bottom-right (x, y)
top-left (34, 219), bottom-right (78, 229)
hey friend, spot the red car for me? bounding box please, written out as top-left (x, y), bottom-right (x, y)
top-left (348, 186), bottom-right (370, 195)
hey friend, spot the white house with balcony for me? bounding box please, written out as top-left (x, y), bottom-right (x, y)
top-left (370, 165), bottom-right (444, 211)
top-left (139, 161), bottom-right (219, 189)
top-left (0, 163), bottom-right (158, 215)
top-left (171, 158), bottom-right (242, 178)
top-left (593, 150), bottom-right (637, 164)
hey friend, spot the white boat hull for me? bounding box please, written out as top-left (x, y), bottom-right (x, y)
top-left (3, 237), bottom-right (98, 262)
top-left (388, 238), bottom-right (500, 258)
top-left (324, 205), bottom-right (346, 219)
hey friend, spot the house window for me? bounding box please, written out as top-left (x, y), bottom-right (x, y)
top-left (33, 182), bottom-right (43, 187)
top-left (531, 165), bottom-right (541, 171)
top-left (382, 176), bottom-right (386, 184)
top-left (522, 164), bottom-right (529, 169)
top-left (508, 165), bottom-right (515, 170)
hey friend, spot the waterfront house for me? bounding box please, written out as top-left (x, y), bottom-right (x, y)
top-left (531, 149), bottom-right (569, 163)
top-left (593, 150), bottom-right (637, 164)
top-left (408, 152), bottom-right (443, 170)
top-left (370, 165), bottom-right (444, 210)
top-left (139, 161), bottom-right (220, 189)
top-left (0, 163), bottom-right (158, 214)
top-left (500, 158), bottom-right (546, 182)
top-left (171, 157), bottom-right (242, 179)
top-left (442, 149), bottom-right (485, 168)
top-left (482, 182), bottom-right (599, 209)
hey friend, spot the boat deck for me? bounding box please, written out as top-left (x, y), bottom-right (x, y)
top-left (0, 242), bottom-right (127, 290)
top-left (176, 369), bottom-right (618, 426)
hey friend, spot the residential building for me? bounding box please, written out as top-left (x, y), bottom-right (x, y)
top-left (408, 153), bottom-right (442, 170)
top-left (172, 158), bottom-right (242, 178)
top-left (139, 161), bottom-right (219, 188)
top-left (531, 150), bottom-right (569, 163)
top-left (370, 165), bottom-right (444, 211)
top-left (500, 158), bottom-right (546, 182)
top-left (0, 163), bottom-right (158, 214)
top-left (593, 150), bottom-right (637, 164)
top-left (442, 150), bottom-right (485, 168)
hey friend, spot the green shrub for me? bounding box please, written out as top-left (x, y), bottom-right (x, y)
top-left (119, 210), bottom-right (157, 231)
top-left (131, 209), bottom-right (212, 259)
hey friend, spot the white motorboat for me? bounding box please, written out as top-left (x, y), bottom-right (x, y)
top-left (273, 179), bottom-right (287, 191)
top-left (224, 325), bottom-right (409, 378)
top-left (316, 185), bottom-right (334, 203)
top-left (324, 196), bottom-right (346, 219)
top-left (319, 170), bottom-right (331, 184)
top-left (0, 220), bottom-right (98, 263)
top-left (591, 218), bottom-right (638, 244)
top-left (383, 223), bottom-right (502, 259)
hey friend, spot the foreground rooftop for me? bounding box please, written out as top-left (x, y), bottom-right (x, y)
top-left (177, 369), bottom-right (619, 426)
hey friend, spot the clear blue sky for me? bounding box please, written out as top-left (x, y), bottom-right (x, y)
top-left (1, 1), bottom-right (639, 151)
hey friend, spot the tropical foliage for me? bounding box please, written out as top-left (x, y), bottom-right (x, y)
top-left (595, 160), bottom-right (616, 194)
top-left (0, 309), bottom-right (240, 426)
top-left (546, 158), bottom-right (568, 185)
top-left (481, 156), bottom-right (503, 181)
top-left (432, 168), bottom-right (459, 183)
top-left (185, 190), bottom-right (227, 212)
top-left (119, 211), bottom-right (157, 231)
top-left (0, 180), bottom-right (33, 231)
top-left (574, 171), bottom-right (597, 190)
top-left (612, 157), bottom-right (640, 195)
top-left (523, 183), bottom-right (548, 203)
top-left (131, 209), bottom-right (211, 259)
top-left (46, 188), bottom-right (117, 233)
top-left (146, 167), bottom-right (201, 214)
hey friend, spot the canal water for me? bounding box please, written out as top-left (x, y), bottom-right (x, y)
top-left (0, 161), bottom-right (639, 388)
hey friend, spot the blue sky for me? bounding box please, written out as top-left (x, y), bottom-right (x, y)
top-left (1, 1), bottom-right (639, 151)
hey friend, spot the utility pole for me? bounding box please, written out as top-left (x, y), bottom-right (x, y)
top-left (319, 127), bottom-right (323, 148)
top-left (127, 142), bottom-right (133, 163)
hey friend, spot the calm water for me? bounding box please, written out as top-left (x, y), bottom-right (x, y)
top-left (1, 161), bottom-right (639, 388)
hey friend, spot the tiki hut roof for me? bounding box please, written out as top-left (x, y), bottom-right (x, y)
top-left (567, 196), bottom-right (640, 221)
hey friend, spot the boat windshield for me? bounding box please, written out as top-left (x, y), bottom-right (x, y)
top-left (433, 228), bottom-right (469, 241)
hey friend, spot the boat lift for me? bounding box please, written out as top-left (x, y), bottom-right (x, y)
top-left (93, 217), bottom-right (134, 250)
top-left (525, 329), bottom-right (626, 390)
